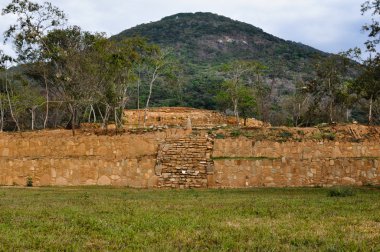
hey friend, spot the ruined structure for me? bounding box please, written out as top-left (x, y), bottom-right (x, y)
top-left (0, 108), bottom-right (379, 188)
top-left (123, 107), bottom-right (267, 128)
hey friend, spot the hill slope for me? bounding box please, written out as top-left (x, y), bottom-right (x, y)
top-left (113, 12), bottom-right (326, 76)
top-left (112, 12), bottom-right (333, 123)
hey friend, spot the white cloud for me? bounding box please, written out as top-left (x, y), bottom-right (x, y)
top-left (0, 0), bottom-right (370, 57)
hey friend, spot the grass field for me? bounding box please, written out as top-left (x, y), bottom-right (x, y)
top-left (0, 187), bottom-right (379, 251)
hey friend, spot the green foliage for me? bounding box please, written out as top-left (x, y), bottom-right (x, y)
top-left (312, 131), bottom-right (336, 141)
top-left (215, 133), bottom-right (225, 139)
top-left (112, 12), bottom-right (327, 117)
top-left (26, 177), bottom-right (33, 187)
top-left (2, 0), bottom-right (67, 63)
top-left (328, 187), bottom-right (356, 197)
top-left (278, 131), bottom-right (293, 140)
top-left (230, 129), bottom-right (242, 137)
top-left (306, 55), bottom-right (351, 123)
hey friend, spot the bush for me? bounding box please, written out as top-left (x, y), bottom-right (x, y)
top-left (328, 187), bottom-right (355, 197)
top-left (26, 177), bottom-right (33, 187)
top-left (230, 129), bottom-right (241, 137)
top-left (278, 131), bottom-right (293, 140)
top-left (215, 133), bottom-right (225, 139)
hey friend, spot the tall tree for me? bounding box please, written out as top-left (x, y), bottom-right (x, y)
top-left (139, 47), bottom-right (173, 127)
top-left (353, 60), bottom-right (380, 123)
top-left (2, 0), bottom-right (66, 63)
top-left (361, 0), bottom-right (380, 58)
top-left (217, 61), bottom-right (260, 125)
top-left (2, 0), bottom-right (67, 129)
top-left (307, 55), bottom-right (350, 123)
top-left (346, 1), bottom-right (380, 123)
top-left (40, 26), bottom-right (106, 134)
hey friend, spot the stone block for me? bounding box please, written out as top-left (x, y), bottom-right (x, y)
top-left (97, 175), bottom-right (111, 186)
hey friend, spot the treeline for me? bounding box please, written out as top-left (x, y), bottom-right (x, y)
top-left (0, 1), bottom-right (178, 133)
top-left (0, 0), bottom-right (379, 132)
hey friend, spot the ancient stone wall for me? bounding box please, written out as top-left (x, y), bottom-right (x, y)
top-left (210, 139), bottom-right (380, 187)
top-left (0, 130), bottom-right (162, 187)
top-left (123, 107), bottom-right (266, 128)
top-left (155, 135), bottom-right (214, 188)
top-left (0, 129), bottom-right (379, 188)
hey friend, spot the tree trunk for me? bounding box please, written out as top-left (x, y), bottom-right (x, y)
top-left (43, 72), bottom-right (49, 129)
top-left (31, 107), bottom-right (36, 130)
top-left (136, 65), bottom-right (142, 128)
top-left (328, 78), bottom-right (333, 123)
top-left (92, 105), bottom-right (97, 123)
top-left (5, 71), bottom-right (20, 131)
top-left (0, 97), bottom-right (4, 132)
top-left (144, 68), bottom-right (158, 127)
top-left (100, 105), bottom-right (111, 130)
top-left (297, 102), bottom-right (301, 127)
top-left (68, 104), bottom-right (76, 136)
top-left (369, 95), bottom-right (373, 125)
top-left (233, 99), bottom-right (239, 126)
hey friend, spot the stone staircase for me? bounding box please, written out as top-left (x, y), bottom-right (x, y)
top-left (155, 135), bottom-right (214, 188)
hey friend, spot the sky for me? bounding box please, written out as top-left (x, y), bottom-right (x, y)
top-left (0, 0), bottom-right (370, 58)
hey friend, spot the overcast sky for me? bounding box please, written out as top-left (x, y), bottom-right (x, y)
top-left (0, 0), bottom-right (370, 57)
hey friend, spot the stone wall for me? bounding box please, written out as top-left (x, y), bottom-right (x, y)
top-left (155, 135), bottom-right (214, 188)
top-left (210, 139), bottom-right (380, 187)
top-left (0, 129), bottom-right (379, 188)
top-left (123, 107), bottom-right (266, 128)
top-left (0, 130), bottom-right (161, 187)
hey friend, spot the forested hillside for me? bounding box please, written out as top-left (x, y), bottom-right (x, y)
top-left (112, 13), bottom-right (363, 125)
top-left (1, 1), bottom-right (379, 132)
top-left (114, 13), bottom-right (324, 72)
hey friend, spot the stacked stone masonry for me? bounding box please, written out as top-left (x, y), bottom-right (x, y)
top-left (155, 135), bottom-right (214, 188)
top-left (123, 107), bottom-right (266, 128)
top-left (0, 130), bottom-right (379, 188)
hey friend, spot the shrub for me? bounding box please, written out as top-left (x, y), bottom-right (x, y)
top-left (328, 187), bottom-right (355, 197)
top-left (278, 131), bottom-right (293, 140)
top-left (26, 177), bottom-right (33, 187)
top-left (230, 129), bottom-right (241, 137)
top-left (215, 133), bottom-right (225, 139)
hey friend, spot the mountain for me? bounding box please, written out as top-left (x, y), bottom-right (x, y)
top-left (112, 12), bottom-right (330, 119)
top-left (113, 12), bottom-right (326, 75)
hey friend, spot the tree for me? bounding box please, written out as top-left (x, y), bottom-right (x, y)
top-left (94, 37), bottom-right (148, 129)
top-left (2, 0), bottom-right (67, 129)
top-left (139, 47), bottom-right (174, 127)
top-left (361, 0), bottom-right (380, 58)
top-left (346, 1), bottom-right (380, 124)
top-left (249, 62), bottom-right (270, 122)
top-left (353, 61), bottom-right (380, 123)
top-left (40, 26), bottom-right (106, 134)
top-left (2, 0), bottom-right (66, 63)
top-left (307, 55), bottom-right (350, 123)
top-left (217, 61), bottom-right (259, 125)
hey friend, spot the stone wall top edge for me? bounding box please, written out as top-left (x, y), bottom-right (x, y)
top-left (213, 138), bottom-right (379, 145)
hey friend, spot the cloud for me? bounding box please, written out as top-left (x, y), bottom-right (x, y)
top-left (0, 0), bottom-right (370, 57)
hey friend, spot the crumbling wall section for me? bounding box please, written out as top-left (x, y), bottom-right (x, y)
top-left (155, 135), bottom-right (214, 188)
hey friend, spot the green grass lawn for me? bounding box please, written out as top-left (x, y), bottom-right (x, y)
top-left (0, 187), bottom-right (379, 251)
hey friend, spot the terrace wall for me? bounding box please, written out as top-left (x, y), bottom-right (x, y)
top-left (0, 130), bottom-right (379, 187)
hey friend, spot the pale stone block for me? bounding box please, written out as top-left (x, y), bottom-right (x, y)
top-left (85, 179), bottom-right (96, 185)
top-left (1, 148), bottom-right (9, 157)
top-left (110, 175), bottom-right (120, 180)
top-left (97, 175), bottom-right (111, 185)
top-left (265, 176), bottom-right (274, 182)
top-left (342, 177), bottom-right (356, 185)
top-left (56, 177), bottom-right (67, 186)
